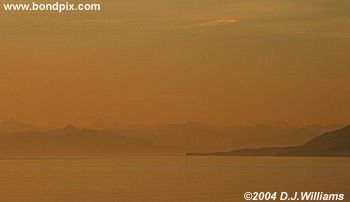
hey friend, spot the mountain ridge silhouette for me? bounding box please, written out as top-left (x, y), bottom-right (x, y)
top-left (0, 125), bottom-right (180, 156)
top-left (187, 125), bottom-right (350, 157)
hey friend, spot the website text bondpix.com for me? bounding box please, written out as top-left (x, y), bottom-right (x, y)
top-left (3, 2), bottom-right (101, 12)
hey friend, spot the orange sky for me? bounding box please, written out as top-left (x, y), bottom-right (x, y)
top-left (0, 0), bottom-right (350, 127)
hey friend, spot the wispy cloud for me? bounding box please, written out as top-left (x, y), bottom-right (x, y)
top-left (191, 18), bottom-right (238, 28)
top-left (72, 17), bottom-right (239, 31)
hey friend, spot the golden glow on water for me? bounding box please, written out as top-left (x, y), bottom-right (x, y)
top-left (0, 157), bottom-right (349, 201)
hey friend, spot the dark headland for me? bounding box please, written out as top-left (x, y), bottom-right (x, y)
top-left (187, 125), bottom-right (350, 157)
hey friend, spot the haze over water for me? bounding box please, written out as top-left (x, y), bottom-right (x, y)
top-left (0, 157), bottom-right (349, 202)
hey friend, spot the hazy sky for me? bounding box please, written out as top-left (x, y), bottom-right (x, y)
top-left (0, 0), bottom-right (349, 127)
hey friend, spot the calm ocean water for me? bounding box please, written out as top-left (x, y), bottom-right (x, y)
top-left (0, 156), bottom-right (349, 201)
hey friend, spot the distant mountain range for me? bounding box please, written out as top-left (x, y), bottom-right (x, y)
top-left (0, 120), bottom-right (345, 156)
top-left (88, 121), bottom-right (342, 152)
top-left (0, 124), bottom-right (178, 157)
top-left (187, 125), bottom-right (350, 157)
top-left (0, 119), bottom-right (44, 133)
